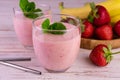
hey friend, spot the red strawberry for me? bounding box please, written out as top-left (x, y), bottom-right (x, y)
top-left (113, 20), bottom-right (120, 37)
top-left (81, 20), bottom-right (94, 38)
top-left (95, 24), bottom-right (113, 40)
top-left (89, 44), bottom-right (112, 66)
top-left (88, 3), bottom-right (110, 26)
top-left (93, 5), bottom-right (110, 26)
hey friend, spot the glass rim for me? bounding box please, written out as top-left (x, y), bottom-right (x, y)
top-left (13, 4), bottom-right (51, 14)
top-left (32, 13), bottom-right (80, 32)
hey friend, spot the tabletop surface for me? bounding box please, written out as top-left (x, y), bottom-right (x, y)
top-left (1, 0), bottom-right (120, 80)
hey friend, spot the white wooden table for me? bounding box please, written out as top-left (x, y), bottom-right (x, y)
top-left (1, 0), bottom-right (120, 80)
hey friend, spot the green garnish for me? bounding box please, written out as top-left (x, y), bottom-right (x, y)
top-left (19, 0), bottom-right (43, 19)
top-left (42, 19), bottom-right (66, 35)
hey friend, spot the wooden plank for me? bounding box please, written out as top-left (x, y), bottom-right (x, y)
top-left (0, 52), bottom-right (120, 80)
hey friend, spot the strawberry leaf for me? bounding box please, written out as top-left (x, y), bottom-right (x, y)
top-left (87, 2), bottom-right (98, 23)
top-left (90, 2), bottom-right (96, 10)
top-left (77, 18), bottom-right (85, 33)
top-left (103, 47), bottom-right (109, 54)
top-left (106, 55), bottom-right (112, 63)
top-left (108, 44), bottom-right (112, 51)
top-left (88, 15), bottom-right (94, 23)
top-left (103, 46), bottom-right (112, 63)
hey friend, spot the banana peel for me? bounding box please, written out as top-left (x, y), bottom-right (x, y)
top-left (59, 0), bottom-right (120, 21)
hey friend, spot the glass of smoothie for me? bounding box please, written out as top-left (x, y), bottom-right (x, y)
top-left (32, 14), bottom-right (81, 73)
top-left (13, 0), bottom-right (51, 49)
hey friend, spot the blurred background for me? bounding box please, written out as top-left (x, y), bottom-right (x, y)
top-left (0, 0), bottom-right (104, 30)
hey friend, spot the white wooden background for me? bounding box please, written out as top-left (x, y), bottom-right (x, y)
top-left (1, 0), bottom-right (120, 80)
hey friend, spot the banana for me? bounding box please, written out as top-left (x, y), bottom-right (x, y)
top-left (59, 0), bottom-right (120, 19)
top-left (111, 15), bottom-right (120, 23)
top-left (59, 2), bottom-right (90, 19)
top-left (109, 9), bottom-right (120, 17)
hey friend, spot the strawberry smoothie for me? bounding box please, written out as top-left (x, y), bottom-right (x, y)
top-left (13, 11), bottom-right (33, 47)
top-left (33, 21), bottom-right (81, 72)
top-left (13, 4), bottom-right (50, 48)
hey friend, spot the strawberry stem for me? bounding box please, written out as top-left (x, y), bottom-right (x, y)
top-left (112, 51), bottom-right (120, 55)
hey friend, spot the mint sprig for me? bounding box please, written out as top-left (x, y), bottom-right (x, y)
top-left (19, 0), bottom-right (42, 19)
top-left (42, 19), bottom-right (66, 35)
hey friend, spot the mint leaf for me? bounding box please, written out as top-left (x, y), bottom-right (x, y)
top-left (34, 8), bottom-right (42, 12)
top-left (24, 12), bottom-right (38, 19)
top-left (42, 19), bottom-right (50, 29)
top-left (49, 22), bottom-right (66, 34)
top-left (41, 19), bottom-right (66, 35)
top-left (19, 0), bottom-right (42, 19)
top-left (49, 22), bottom-right (66, 30)
top-left (42, 19), bottom-right (50, 33)
top-left (19, 0), bottom-right (29, 12)
top-left (25, 2), bottom-right (35, 12)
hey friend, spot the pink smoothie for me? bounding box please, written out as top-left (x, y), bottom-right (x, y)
top-left (13, 11), bottom-right (51, 47)
top-left (13, 11), bottom-right (33, 47)
top-left (33, 23), bottom-right (81, 72)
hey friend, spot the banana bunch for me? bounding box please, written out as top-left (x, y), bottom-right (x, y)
top-left (59, 0), bottom-right (120, 23)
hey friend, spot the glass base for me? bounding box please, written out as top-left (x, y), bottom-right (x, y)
top-left (45, 67), bottom-right (69, 73)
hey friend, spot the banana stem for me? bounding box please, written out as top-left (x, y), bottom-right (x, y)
top-left (59, 2), bottom-right (64, 10)
top-left (112, 51), bottom-right (120, 55)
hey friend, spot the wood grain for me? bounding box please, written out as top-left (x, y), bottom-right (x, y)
top-left (81, 38), bottom-right (120, 49)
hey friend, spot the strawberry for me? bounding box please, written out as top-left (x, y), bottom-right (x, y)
top-left (89, 44), bottom-right (120, 66)
top-left (113, 20), bottom-right (120, 37)
top-left (89, 44), bottom-right (112, 66)
top-left (88, 3), bottom-right (110, 26)
top-left (81, 20), bottom-right (94, 38)
top-left (61, 17), bottom-right (77, 25)
top-left (95, 24), bottom-right (113, 40)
